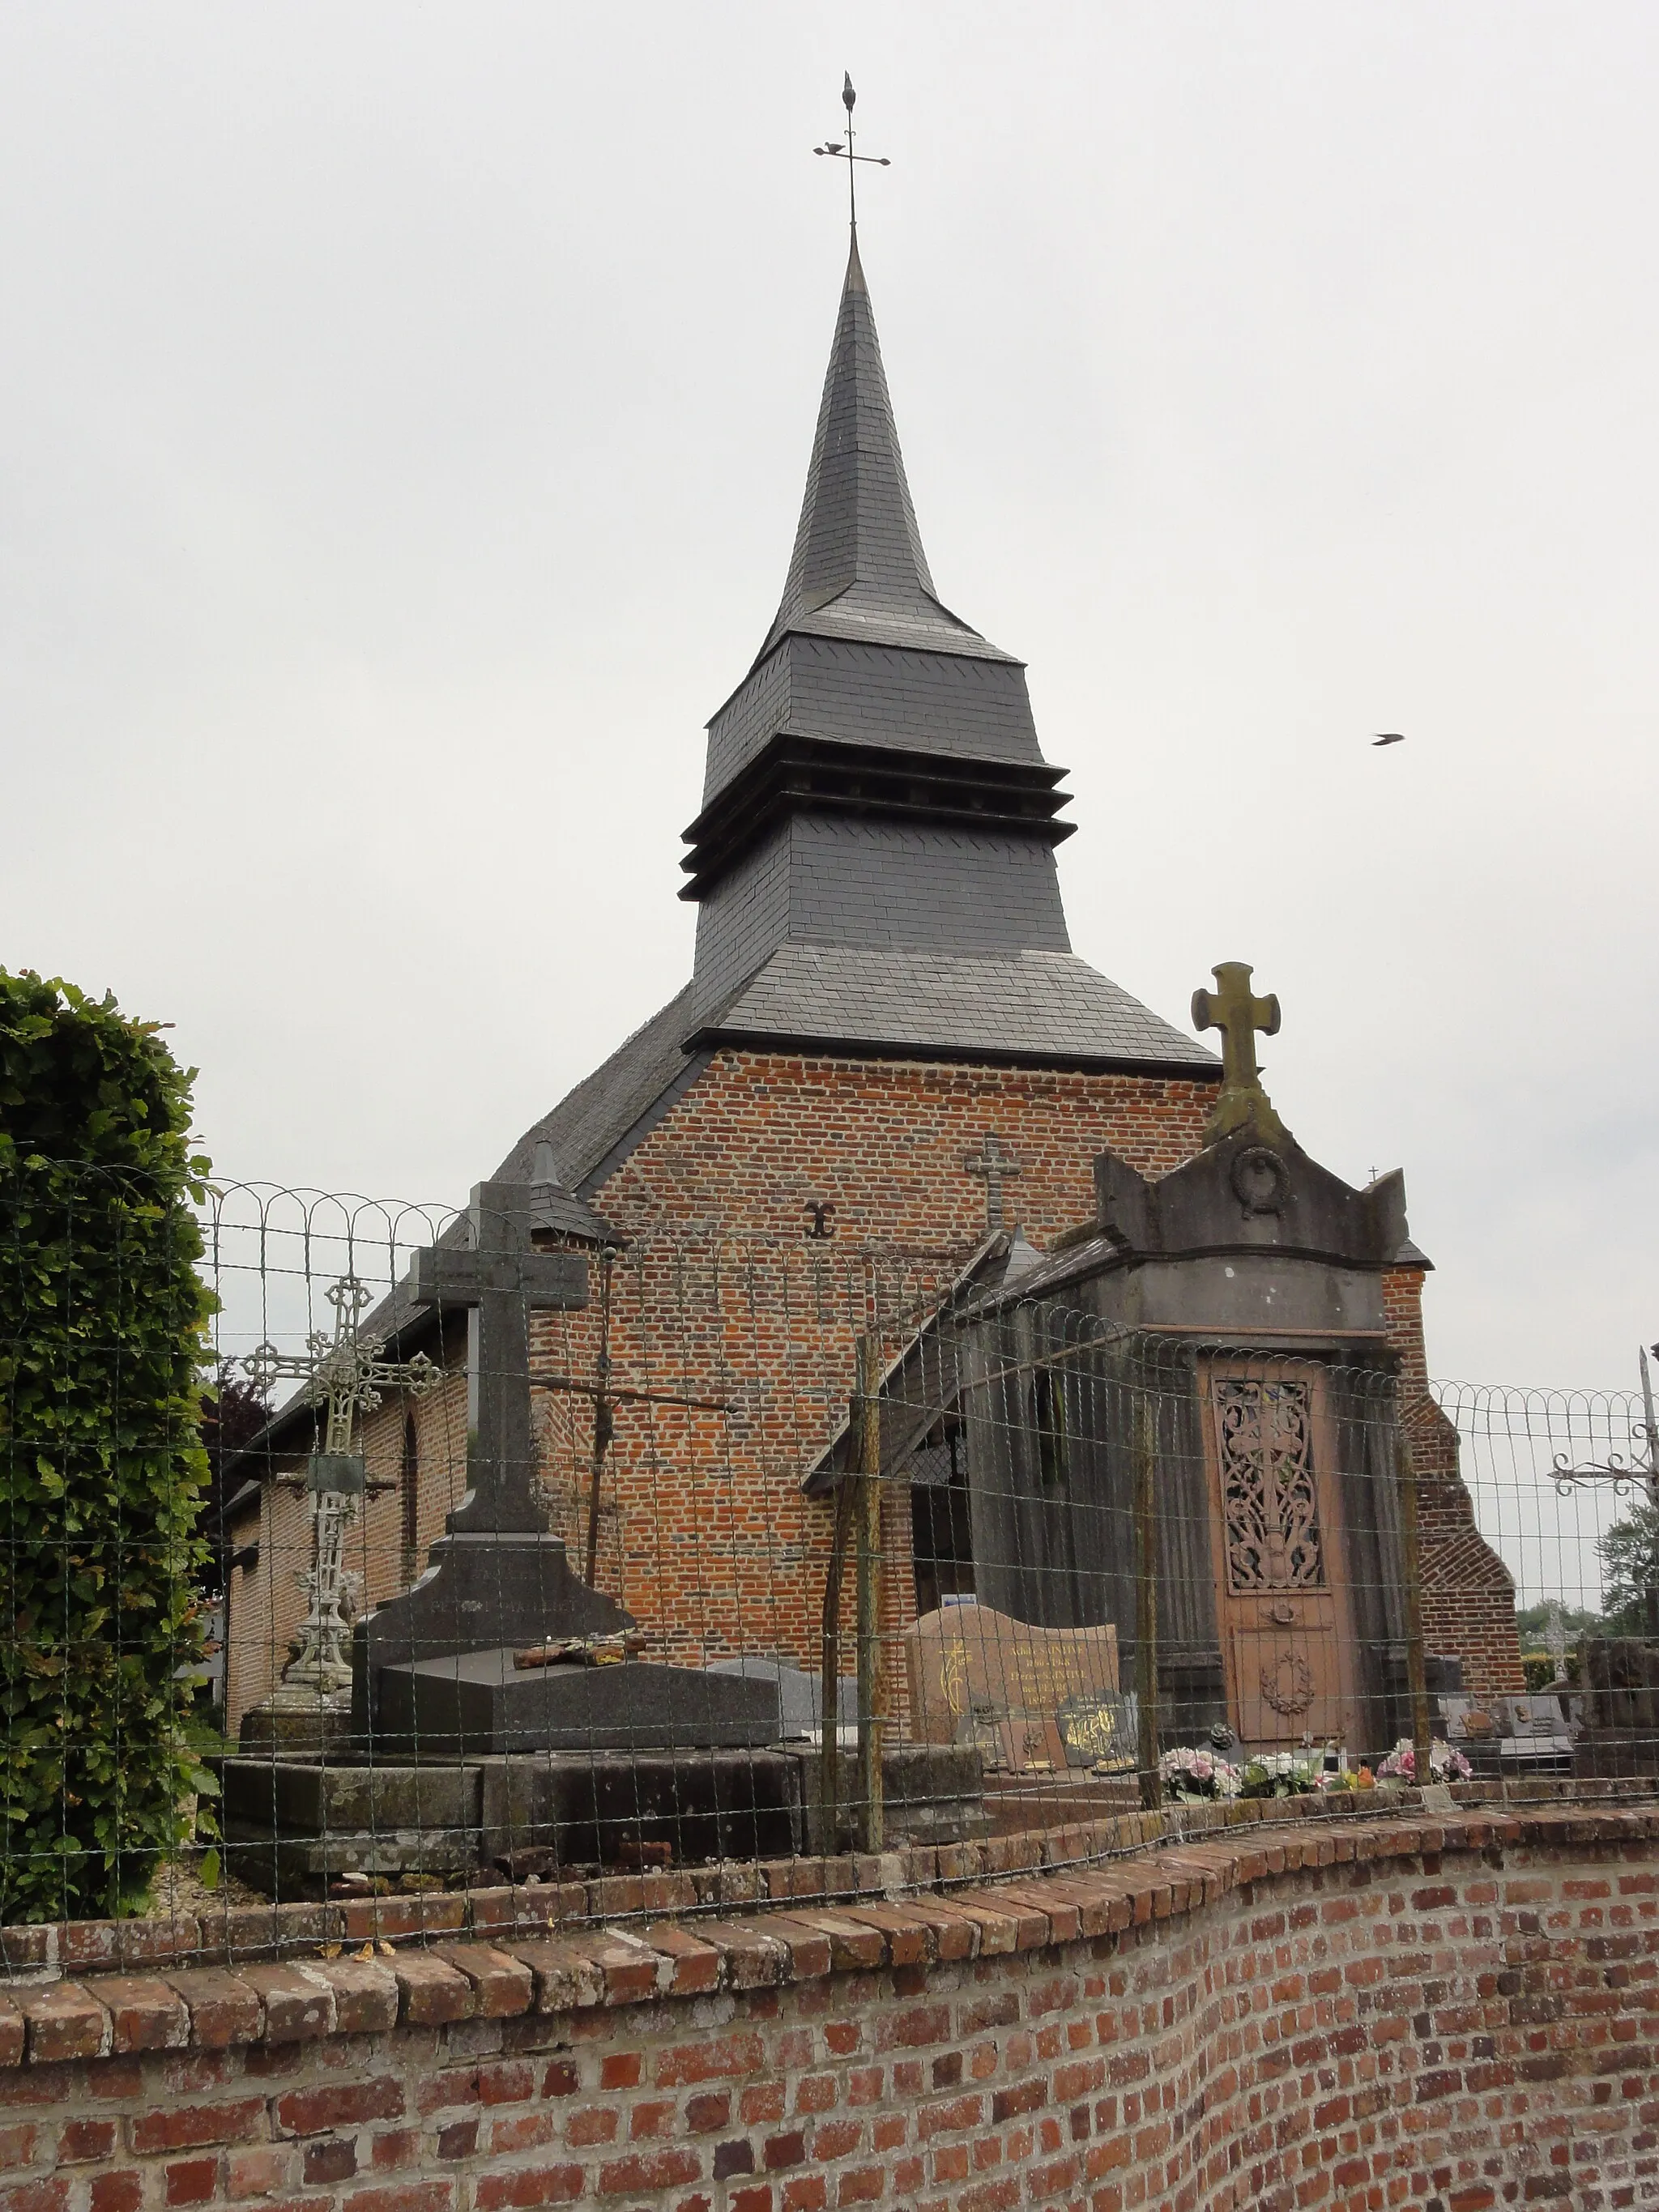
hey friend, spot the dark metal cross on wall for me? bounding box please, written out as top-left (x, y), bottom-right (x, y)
top-left (964, 1132), bottom-right (1022, 1231)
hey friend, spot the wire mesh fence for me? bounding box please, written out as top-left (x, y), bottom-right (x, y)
top-left (3, 1157), bottom-right (1657, 1941)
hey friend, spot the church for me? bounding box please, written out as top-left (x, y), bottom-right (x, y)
top-left (223, 219), bottom-right (1523, 1749)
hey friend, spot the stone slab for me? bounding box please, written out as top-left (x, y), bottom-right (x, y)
top-left (219, 1747), bottom-right (808, 1897)
top-left (221, 1758), bottom-right (481, 1835)
top-left (353, 1533), bottom-right (631, 1740)
top-left (706, 1656), bottom-right (857, 1737)
top-left (783, 1742), bottom-right (988, 1854)
top-left (372, 1649), bottom-right (783, 1759)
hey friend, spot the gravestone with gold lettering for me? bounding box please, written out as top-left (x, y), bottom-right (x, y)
top-left (903, 1602), bottom-right (1125, 1773)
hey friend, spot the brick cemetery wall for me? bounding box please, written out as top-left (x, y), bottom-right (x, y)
top-left (2, 1803), bottom-right (1657, 2211)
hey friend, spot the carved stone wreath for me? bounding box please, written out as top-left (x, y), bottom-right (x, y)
top-left (1230, 1144), bottom-right (1290, 1217)
top-left (1259, 1648), bottom-right (1316, 1716)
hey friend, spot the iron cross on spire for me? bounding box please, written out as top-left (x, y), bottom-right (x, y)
top-left (1191, 961), bottom-right (1288, 1147)
top-left (244, 1276), bottom-right (444, 1692)
top-left (813, 72), bottom-right (890, 231)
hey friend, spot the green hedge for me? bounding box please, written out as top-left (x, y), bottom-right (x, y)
top-left (0, 971), bottom-right (215, 1922)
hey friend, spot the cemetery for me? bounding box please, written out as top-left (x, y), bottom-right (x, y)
top-left (4, 67), bottom-right (1657, 2212)
top-left (8, 957), bottom-right (1659, 2211)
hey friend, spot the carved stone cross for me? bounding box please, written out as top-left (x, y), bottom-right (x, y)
top-left (407, 1179), bottom-right (588, 1533)
top-left (1191, 961), bottom-right (1287, 1146)
top-left (964, 1132), bottom-right (1022, 1230)
top-left (352, 1178), bottom-right (609, 1745)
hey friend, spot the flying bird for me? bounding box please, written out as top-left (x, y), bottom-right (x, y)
top-left (1372, 732), bottom-right (1405, 747)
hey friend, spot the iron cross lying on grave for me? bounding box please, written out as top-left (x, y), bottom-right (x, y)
top-left (244, 1275), bottom-right (443, 1692)
top-left (407, 1179), bottom-right (588, 1534)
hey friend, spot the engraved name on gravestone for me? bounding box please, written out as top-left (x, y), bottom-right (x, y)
top-left (903, 1603), bottom-right (1122, 1773)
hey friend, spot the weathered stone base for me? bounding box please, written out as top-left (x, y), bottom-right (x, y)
top-left (219, 1743), bottom-right (988, 1897)
top-left (234, 1685), bottom-right (356, 1762)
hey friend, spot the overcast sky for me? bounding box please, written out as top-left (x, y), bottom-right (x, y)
top-left (2, 5), bottom-right (1655, 1390)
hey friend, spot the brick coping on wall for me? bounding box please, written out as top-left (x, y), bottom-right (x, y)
top-left (1, 1775), bottom-right (1649, 1986)
top-left (2, 1795), bottom-right (1656, 2071)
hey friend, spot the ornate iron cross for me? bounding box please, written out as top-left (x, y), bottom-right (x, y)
top-left (244, 1276), bottom-right (442, 1692)
top-left (1192, 961), bottom-right (1286, 1146)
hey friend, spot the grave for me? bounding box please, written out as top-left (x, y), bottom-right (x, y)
top-left (355, 1178), bottom-right (779, 1758)
top-left (705, 1655), bottom-right (859, 1740)
top-left (222, 1177), bottom-right (793, 1894)
top-left (237, 1275), bottom-right (445, 1759)
top-left (903, 1600), bottom-right (1126, 1774)
top-left (937, 965), bottom-right (1518, 1757)
top-left (697, 1656), bottom-right (986, 1852)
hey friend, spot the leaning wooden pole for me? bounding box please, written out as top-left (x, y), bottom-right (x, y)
top-left (1133, 1387), bottom-right (1162, 1810)
top-left (1397, 1426), bottom-right (1434, 1788)
top-left (817, 1465), bottom-right (855, 1855)
top-left (854, 1333), bottom-right (886, 1852)
top-left (582, 1249), bottom-right (616, 1586)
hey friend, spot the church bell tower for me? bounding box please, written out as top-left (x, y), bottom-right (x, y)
top-left (676, 233), bottom-right (1209, 1077)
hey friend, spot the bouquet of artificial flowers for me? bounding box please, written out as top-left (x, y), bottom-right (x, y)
top-left (1375, 1737), bottom-right (1473, 1784)
top-left (1238, 1751), bottom-right (1324, 1799)
top-left (1158, 1745), bottom-right (1243, 1801)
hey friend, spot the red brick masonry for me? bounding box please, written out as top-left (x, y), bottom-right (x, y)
top-left (2, 1805), bottom-right (1656, 2211)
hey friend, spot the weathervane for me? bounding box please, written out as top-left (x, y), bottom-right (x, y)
top-left (813, 72), bottom-right (889, 231)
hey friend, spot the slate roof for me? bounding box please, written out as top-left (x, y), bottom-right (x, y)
top-left (755, 234), bottom-right (1011, 670)
top-left (488, 986), bottom-right (710, 1194)
top-left (487, 945), bottom-right (1215, 1212)
top-left (693, 945), bottom-right (1218, 1074)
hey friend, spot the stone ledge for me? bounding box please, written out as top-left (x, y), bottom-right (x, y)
top-left (1, 1800), bottom-right (1656, 2068)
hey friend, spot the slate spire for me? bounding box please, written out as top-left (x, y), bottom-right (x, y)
top-left (757, 235), bottom-right (1006, 665)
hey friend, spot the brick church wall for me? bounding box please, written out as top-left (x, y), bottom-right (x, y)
top-left (224, 1051), bottom-right (1522, 1739)
top-left (1382, 1268), bottom-right (1525, 1708)
top-left (529, 1051), bottom-right (1218, 1687)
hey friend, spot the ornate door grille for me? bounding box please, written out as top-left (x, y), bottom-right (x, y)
top-left (1213, 1377), bottom-right (1325, 1593)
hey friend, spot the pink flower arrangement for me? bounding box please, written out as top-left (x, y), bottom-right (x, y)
top-left (1159, 1745), bottom-right (1243, 1801)
top-left (1375, 1737), bottom-right (1472, 1784)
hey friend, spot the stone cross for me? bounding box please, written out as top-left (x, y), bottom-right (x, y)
top-left (1191, 961), bottom-right (1287, 1146)
top-left (1544, 1600), bottom-right (1568, 1681)
top-left (964, 1132), bottom-right (1022, 1230)
top-left (407, 1179), bottom-right (588, 1534)
top-left (244, 1276), bottom-right (443, 1692)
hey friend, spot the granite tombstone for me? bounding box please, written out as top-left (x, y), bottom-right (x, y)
top-left (355, 1177), bottom-right (777, 1758)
